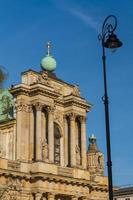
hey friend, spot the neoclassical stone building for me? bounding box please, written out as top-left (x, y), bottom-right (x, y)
top-left (0, 44), bottom-right (108, 200)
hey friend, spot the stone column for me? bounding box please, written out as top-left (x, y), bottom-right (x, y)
top-left (80, 116), bottom-right (87, 169)
top-left (70, 113), bottom-right (76, 167)
top-left (48, 106), bottom-right (55, 163)
top-left (35, 193), bottom-right (42, 200)
top-left (36, 102), bottom-right (42, 161)
top-left (47, 193), bottom-right (55, 200)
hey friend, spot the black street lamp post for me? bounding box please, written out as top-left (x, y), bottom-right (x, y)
top-left (99, 15), bottom-right (123, 200)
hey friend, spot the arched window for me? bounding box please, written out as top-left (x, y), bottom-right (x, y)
top-left (54, 123), bottom-right (61, 165)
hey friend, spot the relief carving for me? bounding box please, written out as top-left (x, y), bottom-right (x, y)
top-left (54, 111), bottom-right (63, 125)
top-left (15, 101), bottom-right (32, 113)
top-left (37, 73), bottom-right (50, 86)
top-left (0, 178), bottom-right (22, 200)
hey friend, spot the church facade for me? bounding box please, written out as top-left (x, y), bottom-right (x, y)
top-left (0, 44), bottom-right (108, 200)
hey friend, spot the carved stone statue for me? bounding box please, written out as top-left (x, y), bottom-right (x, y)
top-left (76, 145), bottom-right (81, 166)
top-left (97, 153), bottom-right (104, 169)
top-left (42, 139), bottom-right (49, 162)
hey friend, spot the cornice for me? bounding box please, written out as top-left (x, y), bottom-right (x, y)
top-left (10, 84), bottom-right (60, 99)
top-left (64, 96), bottom-right (91, 111)
top-left (0, 170), bottom-right (108, 192)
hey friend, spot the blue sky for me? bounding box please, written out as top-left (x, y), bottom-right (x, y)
top-left (0, 0), bottom-right (133, 186)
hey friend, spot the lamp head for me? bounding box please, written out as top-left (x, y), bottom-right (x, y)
top-left (104, 32), bottom-right (123, 49)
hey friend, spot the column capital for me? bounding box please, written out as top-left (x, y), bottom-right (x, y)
top-left (47, 105), bottom-right (55, 114)
top-left (27, 104), bottom-right (33, 113)
top-left (69, 113), bottom-right (76, 121)
top-left (16, 102), bottom-right (32, 112)
top-left (79, 116), bottom-right (86, 123)
top-left (35, 102), bottom-right (43, 111)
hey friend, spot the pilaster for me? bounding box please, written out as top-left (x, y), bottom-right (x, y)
top-left (16, 101), bottom-right (30, 161)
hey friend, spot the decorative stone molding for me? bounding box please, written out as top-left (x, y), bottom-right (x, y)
top-left (15, 101), bottom-right (32, 113)
top-left (37, 73), bottom-right (50, 86)
top-left (0, 177), bottom-right (23, 199)
top-left (54, 111), bottom-right (63, 126)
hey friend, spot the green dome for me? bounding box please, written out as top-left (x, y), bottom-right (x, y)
top-left (41, 55), bottom-right (56, 72)
top-left (40, 42), bottom-right (57, 72)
